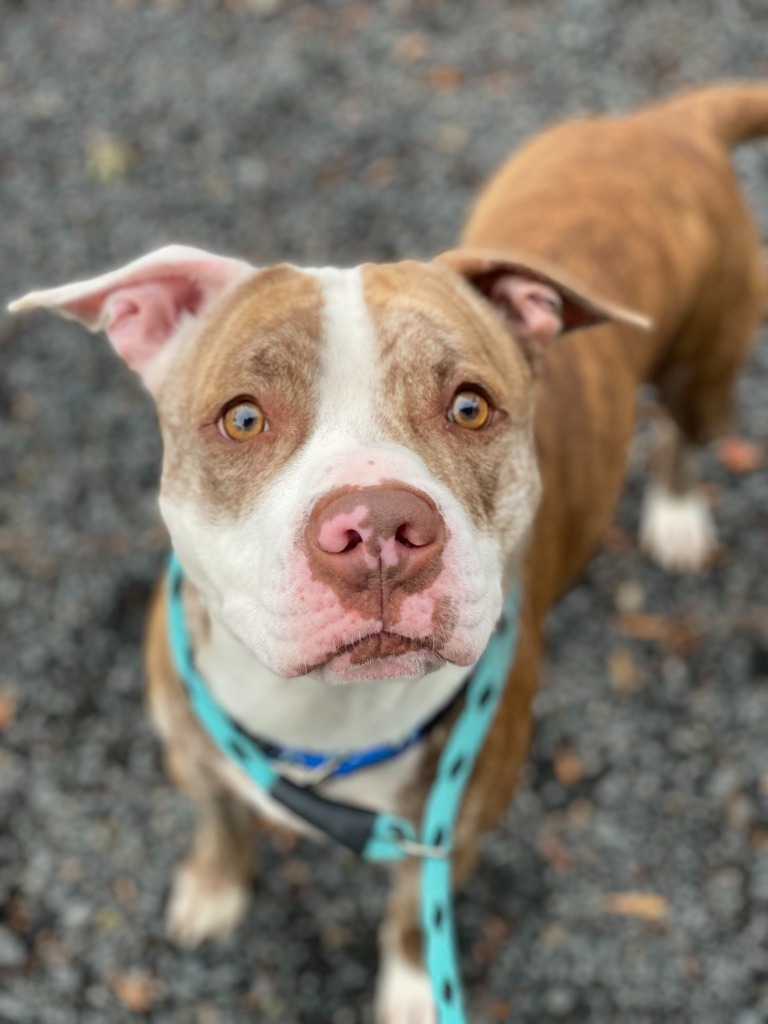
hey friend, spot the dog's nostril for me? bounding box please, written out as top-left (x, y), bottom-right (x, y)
top-left (341, 531), bottom-right (363, 553)
top-left (396, 521), bottom-right (437, 548)
top-left (395, 524), bottom-right (418, 548)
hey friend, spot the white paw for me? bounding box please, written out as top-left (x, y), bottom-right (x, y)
top-left (166, 860), bottom-right (251, 947)
top-left (375, 951), bottom-right (437, 1024)
top-left (640, 483), bottom-right (716, 573)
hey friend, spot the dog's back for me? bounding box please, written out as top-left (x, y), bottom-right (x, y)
top-left (461, 83), bottom-right (768, 608)
top-left (463, 82), bottom-right (768, 327)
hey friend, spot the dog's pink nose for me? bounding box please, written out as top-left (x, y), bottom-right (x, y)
top-left (307, 486), bottom-right (445, 588)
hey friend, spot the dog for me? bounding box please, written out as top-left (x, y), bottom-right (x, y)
top-left (10, 82), bottom-right (768, 1022)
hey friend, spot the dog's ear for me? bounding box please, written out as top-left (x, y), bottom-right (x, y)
top-left (8, 245), bottom-right (254, 393)
top-left (436, 249), bottom-right (651, 370)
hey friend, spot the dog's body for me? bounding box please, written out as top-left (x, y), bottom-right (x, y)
top-left (11, 83), bottom-right (768, 1022)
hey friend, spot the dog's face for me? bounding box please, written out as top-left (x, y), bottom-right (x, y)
top-left (11, 246), bottom-right (638, 683)
top-left (157, 260), bottom-right (540, 682)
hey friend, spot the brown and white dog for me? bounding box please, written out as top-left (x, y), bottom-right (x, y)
top-left (10, 83), bottom-right (768, 1022)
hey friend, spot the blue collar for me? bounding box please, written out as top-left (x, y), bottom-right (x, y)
top-left (166, 552), bottom-right (521, 1024)
top-left (226, 678), bottom-right (469, 782)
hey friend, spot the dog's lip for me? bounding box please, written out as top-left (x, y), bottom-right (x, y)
top-left (337, 631), bottom-right (435, 664)
top-left (301, 630), bottom-right (436, 675)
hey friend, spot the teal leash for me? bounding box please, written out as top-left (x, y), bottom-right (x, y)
top-left (166, 553), bottom-right (520, 1023)
top-left (418, 600), bottom-right (521, 1022)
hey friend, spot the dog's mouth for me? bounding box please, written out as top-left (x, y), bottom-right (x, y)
top-left (342, 631), bottom-right (432, 663)
top-left (307, 631), bottom-right (445, 684)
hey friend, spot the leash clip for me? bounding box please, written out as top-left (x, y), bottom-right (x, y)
top-left (396, 837), bottom-right (451, 860)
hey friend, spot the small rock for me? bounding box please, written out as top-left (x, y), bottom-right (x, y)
top-left (615, 580), bottom-right (645, 613)
top-left (0, 992), bottom-right (29, 1022)
top-left (544, 985), bottom-right (577, 1016)
top-left (0, 925), bottom-right (26, 968)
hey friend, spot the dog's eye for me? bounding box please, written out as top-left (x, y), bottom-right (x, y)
top-left (448, 390), bottom-right (491, 430)
top-left (219, 400), bottom-right (267, 441)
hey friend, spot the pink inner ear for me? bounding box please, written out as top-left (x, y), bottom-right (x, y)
top-left (10, 245), bottom-right (255, 387)
top-left (488, 275), bottom-right (564, 348)
top-left (103, 279), bottom-right (202, 369)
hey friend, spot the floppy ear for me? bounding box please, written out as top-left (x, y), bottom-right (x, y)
top-left (436, 248), bottom-right (651, 370)
top-left (8, 245), bottom-right (255, 392)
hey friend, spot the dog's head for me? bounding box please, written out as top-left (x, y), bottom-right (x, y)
top-left (10, 246), bottom-right (645, 683)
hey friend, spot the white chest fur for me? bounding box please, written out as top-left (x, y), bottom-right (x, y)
top-left (195, 611), bottom-right (469, 832)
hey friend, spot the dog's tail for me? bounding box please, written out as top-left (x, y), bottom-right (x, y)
top-left (657, 82), bottom-right (768, 148)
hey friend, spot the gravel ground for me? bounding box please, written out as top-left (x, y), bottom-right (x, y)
top-left (2, 1), bottom-right (768, 1022)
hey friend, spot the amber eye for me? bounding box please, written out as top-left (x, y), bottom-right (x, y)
top-left (219, 400), bottom-right (266, 441)
top-left (448, 390), bottom-right (491, 430)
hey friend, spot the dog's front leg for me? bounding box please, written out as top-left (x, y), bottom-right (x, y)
top-left (145, 588), bottom-right (256, 947)
top-left (377, 857), bottom-right (434, 1024)
top-left (376, 845), bottom-right (479, 1024)
top-left (165, 758), bottom-right (256, 948)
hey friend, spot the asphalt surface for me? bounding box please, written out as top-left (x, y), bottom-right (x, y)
top-left (2, 1), bottom-right (768, 1022)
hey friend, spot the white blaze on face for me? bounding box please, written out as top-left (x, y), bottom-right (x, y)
top-left (312, 266), bottom-right (382, 441)
top-left (160, 265), bottom-right (509, 684)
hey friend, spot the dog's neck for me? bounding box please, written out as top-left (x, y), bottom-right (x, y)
top-left (190, 585), bottom-right (472, 752)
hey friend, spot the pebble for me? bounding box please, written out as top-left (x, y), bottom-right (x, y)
top-left (0, 993), bottom-right (30, 1022)
top-left (0, 926), bottom-right (26, 968)
top-left (544, 986), bottom-right (578, 1016)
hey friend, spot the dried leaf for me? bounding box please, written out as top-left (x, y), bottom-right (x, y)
top-left (0, 688), bottom-right (17, 730)
top-left (716, 436), bottom-right (762, 473)
top-left (58, 858), bottom-right (83, 883)
top-left (338, 4), bottom-right (374, 31)
top-left (481, 914), bottom-right (510, 945)
top-left (472, 937), bottom-right (494, 966)
top-left (110, 969), bottom-right (157, 1013)
top-left (677, 954), bottom-right (702, 980)
top-left (603, 891), bottom-right (668, 921)
top-left (567, 798), bottom-right (594, 828)
top-left (226, 0), bottom-right (286, 13)
top-left (665, 617), bottom-right (699, 657)
top-left (541, 922), bottom-right (569, 948)
top-left (112, 875), bottom-right (138, 903)
top-left (749, 826), bottom-right (768, 851)
top-left (86, 134), bottom-right (132, 183)
top-left (615, 612), bottom-right (699, 655)
top-left (320, 923), bottom-right (352, 951)
top-left (554, 747), bottom-right (583, 786)
top-left (487, 999), bottom-right (514, 1021)
top-left (393, 31), bottom-right (429, 62)
top-left (363, 157), bottom-right (398, 188)
top-left (433, 123), bottom-right (469, 154)
top-left (608, 647), bottom-right (641, 693)
top-left (281, 857), bottom-right (311, 886)
top-left (195, 1002), bottom-right (221, 1024)
top-left (616, 612), bottom-right (670, 641)
top-left (427, 65), bottom-right (464, 92)
top-left (94, 907), bottom-right (121, 933)
top-left (538, 829), bottom-right (575, 873)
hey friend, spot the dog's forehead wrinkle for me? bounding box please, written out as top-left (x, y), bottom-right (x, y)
top-left (362, 264), bottom-right (531, 408)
